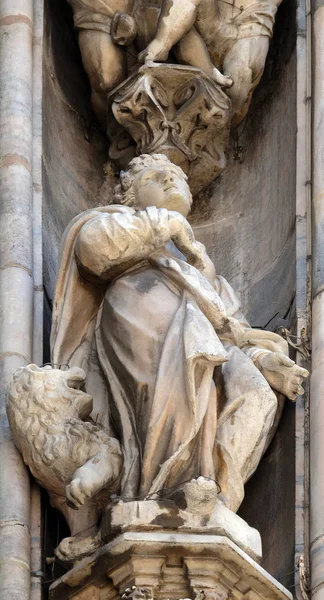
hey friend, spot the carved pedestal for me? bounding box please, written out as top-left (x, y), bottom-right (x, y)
top-left (49, 533), bottom-right (292, 600)
top-left (108, 63), bottom-right (231, 194)
top-left (101, 498), bottom-right (262, 563)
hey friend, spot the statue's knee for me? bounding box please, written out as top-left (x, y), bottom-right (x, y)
top-left (89, 70), bottom-right (118, 96)
top-left (99, 61), bottom-right (125, 94)
top-left (238, 380), bottom-right (277, 414)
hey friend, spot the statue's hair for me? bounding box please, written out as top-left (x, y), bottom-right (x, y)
top-left (113, 153), bottom-right (189, 206)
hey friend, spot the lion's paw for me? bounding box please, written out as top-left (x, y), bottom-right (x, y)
top-left (66, 466), bottom-right (107, 509)
top-left (55, 533), bottom-right (102, 563)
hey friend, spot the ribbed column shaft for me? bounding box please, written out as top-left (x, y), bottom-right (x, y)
top-left (310, 0), bottom-right (324, 597)
top-left (0, 1), bottom-right (34, 598)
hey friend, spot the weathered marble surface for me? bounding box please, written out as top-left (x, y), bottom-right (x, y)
top-left (7, 152), bottom-right (307, 566)
top-left (310, 3), bottom-right (324, 598)
top-left (110, 63), bottom-right (231, 194)
top-left (41, 2), bottom-right (299, 586)
top-left (67, 0), bottom-right (282, 128)
top-left (48, 533), bottom-right (293, 600)
top-left (6, 364), bottom-right (123, 562)
top-left (102, 489), bottom-right (262, 562)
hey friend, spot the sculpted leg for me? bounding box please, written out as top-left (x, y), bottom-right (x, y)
top-left (175, 28), bottom-right (233, 87)
top-left (223, 37), bottom-right (270, 125)
top-left (216, 347), bottom-right (278, 512)
top-left (78, 30), bottom-right (126, 127)
top-left (50, 494), bottom-right (101, 536)
top-left (50, 494), bottom-right (103, 563)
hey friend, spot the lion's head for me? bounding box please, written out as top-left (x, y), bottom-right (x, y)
top-left (7, 364), bottom-right (93, 421)
top-left (6, 365), bottom-right (97, 471)
top-left (7, 364), bottom-right (122, 505)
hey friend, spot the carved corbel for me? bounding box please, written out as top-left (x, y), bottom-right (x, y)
top-left (109, 63), bottom-right (231, 194)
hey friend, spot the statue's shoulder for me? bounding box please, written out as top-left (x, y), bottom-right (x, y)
top-left (64, 205), bottom-right (135, 234)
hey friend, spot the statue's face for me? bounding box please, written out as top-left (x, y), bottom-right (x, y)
top-left (132, 166), bottom-right (192, 216)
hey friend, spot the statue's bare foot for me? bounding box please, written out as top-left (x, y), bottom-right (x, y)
top-left (55, 532), bottom-right (102, 564)
top-left (212, 68), bottom-right (234, 89)
top-left (138, 41), bottom-right (169, 63)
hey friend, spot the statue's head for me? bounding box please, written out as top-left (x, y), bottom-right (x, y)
top-left (113, 154), bottom-right (193, 217)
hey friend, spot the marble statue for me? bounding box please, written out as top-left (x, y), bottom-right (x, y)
top-left (6, 364), bottom-right (123, 560)
top-left (50, 154), bottom-right (307, 505)
top-left (67, 0), bottom-right (282, 128)
top-left (7, 154), bottom-right (307, 565)
top-left (67, 0), bottom-right (231, 127)
top-left (139, 0), bottom-right (283, 125)
top-left (66, 0), bottom-right (133, 127)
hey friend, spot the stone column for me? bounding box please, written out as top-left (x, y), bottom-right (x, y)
top-left (30, 0), bottom-right (44, 595)
top-left (311, 0), bottom-right (324, 597)
top-left (295, 0), bottom-right (311, 597)
top-left (32, 0), bottom-right (43, 368)
top-left (0, 0), bottom-right (34, 598)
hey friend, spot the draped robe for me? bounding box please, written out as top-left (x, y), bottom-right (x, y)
top-left (51, 206), bottom-right (286, 511)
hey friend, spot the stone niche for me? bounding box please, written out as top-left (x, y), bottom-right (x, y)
top-left (42, 0), bottom-right (297, 593)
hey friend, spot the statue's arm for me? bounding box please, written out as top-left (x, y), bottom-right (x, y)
top-left (213, 274), bottom-right (289, 355)
top-left (170, 238), bottom-right (290, 361)
top-left (214, 275), bottom-right (309, 396)
top-left (74, 209), bottom-right (164, 279)
top-left (74, 208), bottom-right (207, 280)
top-left (166, 212), bottom-right (211, 270)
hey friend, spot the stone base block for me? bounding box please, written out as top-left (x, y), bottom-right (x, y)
top-left (102, 498), bottom-right (262, 563)
top-left (49, 533), bottom-right (292, 600)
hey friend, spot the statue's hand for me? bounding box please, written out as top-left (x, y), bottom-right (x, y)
top-left (191, 241), bottom-right (216, 284)
top-left (168, 212), bottom-right (205, 270)
top-left (138, 40), bottom-right (169, 63)
top-left (256, 352), bottom-right (309, 401)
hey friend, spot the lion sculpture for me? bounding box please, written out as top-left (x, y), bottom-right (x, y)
top-left (6, 364), bottom-right (123, 562)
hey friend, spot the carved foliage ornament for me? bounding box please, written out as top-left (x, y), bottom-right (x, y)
top-left (110, 64), bottom-right (231, 194)
top-left (121, 588), bottom-right (228, 600)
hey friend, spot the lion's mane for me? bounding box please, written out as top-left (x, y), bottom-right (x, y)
top-left (6, 364), bottom-right (120, 494)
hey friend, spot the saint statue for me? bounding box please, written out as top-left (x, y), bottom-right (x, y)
top-left (51, 153), bottom-right (308, 515)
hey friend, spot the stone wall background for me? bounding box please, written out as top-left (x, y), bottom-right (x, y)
top-left (42, 0), bottom-right (297, 590)
top-left (191, 0), bottom-right (296, 331)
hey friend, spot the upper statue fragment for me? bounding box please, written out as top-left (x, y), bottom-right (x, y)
top-left (67, 0), bottom-right (283, 191)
